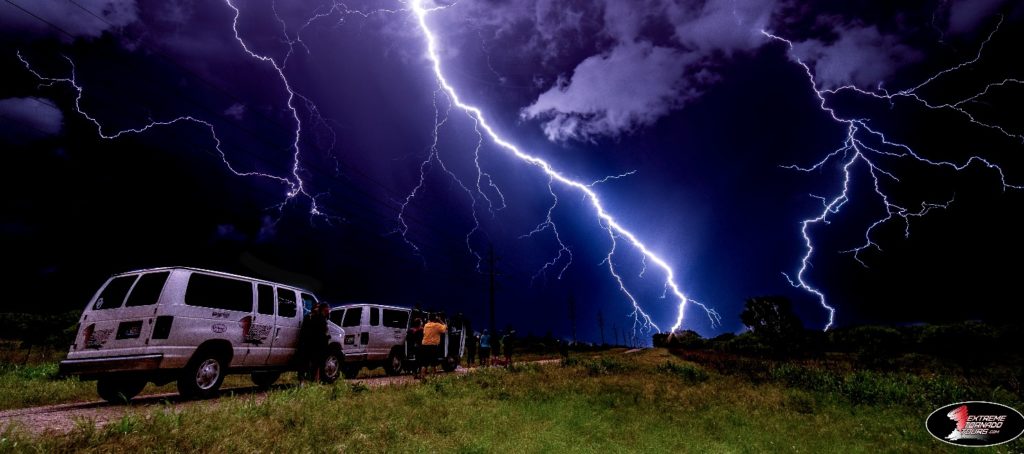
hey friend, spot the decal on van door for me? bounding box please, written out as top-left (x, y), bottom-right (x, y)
top-left (239, 315), bottom-right (272, 344)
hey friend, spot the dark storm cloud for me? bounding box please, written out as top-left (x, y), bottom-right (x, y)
top-left (0, 97), bottom-right (63, 142)
top-left (944, 0), bottom-right (1016, 35)
top-left (0, 0), bottom-right (137, 39)
top-left (790, 22), bottom-right (923, 90)
top-left (518, 0), bottom-right (777, 142)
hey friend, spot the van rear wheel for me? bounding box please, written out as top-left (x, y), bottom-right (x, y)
top-left (97, 377), bottom-right (146, 403)
top-left (384, 349), bottom-right (404, 376)
top-left (178, 353), bottom-right (226, 399)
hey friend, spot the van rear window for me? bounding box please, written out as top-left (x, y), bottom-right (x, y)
top-left (93, 275), bottom-right (138, 310)
top-left (125, 272), bottom-right (170, 307)
top-left (185, 273), bottom-right (253, 312)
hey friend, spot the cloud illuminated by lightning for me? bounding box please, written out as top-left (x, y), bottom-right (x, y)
top-left (410, 0), bottom-right (722, 333)
top-left (764, 17), bottom-right (1022, 330)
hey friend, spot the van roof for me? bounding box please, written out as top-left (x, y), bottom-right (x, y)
top-left (330, 303), bottom-right (411, 312)
top-left (111, 266), bottom-right (314, 293)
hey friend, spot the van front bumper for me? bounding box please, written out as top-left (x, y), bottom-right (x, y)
top-left (58, 353), bottom-right (164, 378)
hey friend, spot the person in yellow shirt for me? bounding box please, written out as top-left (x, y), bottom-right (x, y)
top-left (417, 314), bottom-right (447, 378)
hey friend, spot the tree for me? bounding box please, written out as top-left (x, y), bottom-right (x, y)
top-left (739, 296), bottom-right (803, 349)
top-left (596, 309), bottom-right (605, 345)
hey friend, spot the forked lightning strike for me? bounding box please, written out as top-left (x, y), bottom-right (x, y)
top-left (410, 0), bottom-right (722, 333)
top-left (764, 17), bottom-right (1022, 330)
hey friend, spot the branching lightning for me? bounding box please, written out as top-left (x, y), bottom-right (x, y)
top-left (410, 0), bottom-right (722, 333)
top-left (14, 0), bottom-right (342, 225)
top-left (764, 17), bottom-right (1022, 330)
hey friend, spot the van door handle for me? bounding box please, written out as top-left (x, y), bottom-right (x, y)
top-left (275, 327), bottom-right (280, 339)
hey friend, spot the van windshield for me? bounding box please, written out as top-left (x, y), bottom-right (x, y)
top-left (342, 307), bottom-right (362, 327)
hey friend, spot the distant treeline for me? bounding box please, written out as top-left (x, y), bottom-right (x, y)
top-left (0, 312), bottom-right (79, 348)
top-left (654, 296), bottom-right (1024, 367)
top-left (655, 322), bottom-right (1024, 358)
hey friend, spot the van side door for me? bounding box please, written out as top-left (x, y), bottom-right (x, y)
top-left (340, 306), bottom-right (367, 361)
top-left (240, 284), bottom-right (276, 366)
top-left (377, 308), bottom-right (409, 358)
top-left (267, 287), bottom-right (302, 366)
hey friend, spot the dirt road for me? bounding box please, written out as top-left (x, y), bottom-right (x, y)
top-left (0, 361), bottom-right (560, 435)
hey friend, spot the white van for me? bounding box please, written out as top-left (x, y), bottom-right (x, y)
top-left (59, 267), bottom-right (345, 402)
top-left (329, 304), bottom-right (466, 377)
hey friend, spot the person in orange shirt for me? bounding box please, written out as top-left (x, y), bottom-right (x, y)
top-left (417, 314), bottom-right (447, 378)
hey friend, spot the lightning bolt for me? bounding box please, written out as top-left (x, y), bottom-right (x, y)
top-left (764, 16), bottom-right (1022, 330)
top-left (410, 0), bottom-right (721, 333)
top-left (13, 0), bottom-right (338, 224)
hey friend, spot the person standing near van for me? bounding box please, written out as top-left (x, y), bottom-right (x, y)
top-left (300, 303), bottom-right (328, 383)
top-left (478, 329), bottom-right (491, 367)
top-left (407, 318), bottom-right (423, 378)
top-left (418, 315), bottom-right (447, 378)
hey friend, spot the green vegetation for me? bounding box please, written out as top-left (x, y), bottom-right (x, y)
top-left (2, 349), bottom-right (1010, 453)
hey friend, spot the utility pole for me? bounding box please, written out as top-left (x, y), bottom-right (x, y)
top-left (568, 291), bottom-right (577, 343)
top-left (488, 244), bottom-right (497, 334)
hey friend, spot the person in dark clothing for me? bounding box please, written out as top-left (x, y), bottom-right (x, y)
top-left (466, 331), bottom-right (478, 366)
top-left (299, 303), bottom-right (329, 383)
top-left (407, 318), bottom-right (424, 378)
top-left (501, 328), bottom-right (516, 366)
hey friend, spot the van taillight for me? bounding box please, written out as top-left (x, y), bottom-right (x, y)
top-left (152, 316), bottom-right (174, 340)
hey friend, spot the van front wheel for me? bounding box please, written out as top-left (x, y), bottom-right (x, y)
top-left (97, 377), bottom-right (146, 403)
top-left (178, 353), bottom-right (226, 399)
top-left (321, 350), bottom-right (342, 384)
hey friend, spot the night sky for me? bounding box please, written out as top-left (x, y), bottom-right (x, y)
top-left (2, 0), bottom-right (1023, 343)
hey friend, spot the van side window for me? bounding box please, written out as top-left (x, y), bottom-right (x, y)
top-left (185, 273), bottom-right (253, 313)
top-left (301, 293), bottom-right (318, 316)
top-left (329, 309), bottom-right (344, 326)
top-left (124, 272), bottom-right (170, 307)
top-left (93, 275), bottom-right (138, 310)
top-left (277, 288), bottom-right (298, 318)
top-left (382, 309), bottom-right (409, 329)
top-left (342, 307), bottom-right (362, 327)
top-left (257, 284), bottom-right (275, 315)
top-left (370, 307), bottom-right (380, 326)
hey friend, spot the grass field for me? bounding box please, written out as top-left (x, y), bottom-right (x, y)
top-left (3, 348), bottom-right (1017, 453)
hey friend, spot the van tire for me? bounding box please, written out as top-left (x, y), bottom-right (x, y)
top-left (321, 349), bottom-right (342, 384)
top-left (384, 349), bottom-right (404, 376)
top-left (441, 355), bottom-right (458, 373)
top-left (250, 371), bottom-right (281, 388)
top-left (97, 377), bottom-right (146, 403)
top-left (178, 352), bottom-right (227, 399)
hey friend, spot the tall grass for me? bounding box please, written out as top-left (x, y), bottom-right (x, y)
top-left (0, 349), bottom-right (992, 453)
